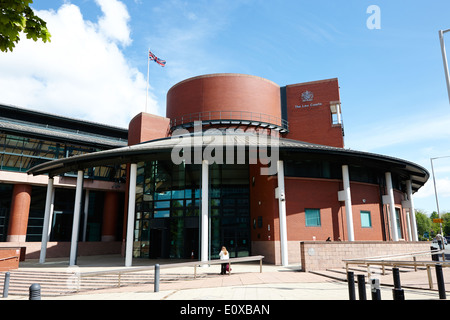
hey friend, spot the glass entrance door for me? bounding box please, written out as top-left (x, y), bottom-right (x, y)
top-left (222, 227), bottom-right (250, 258)
top-left (134, 160), bottom-right (250, 260)
top-left (184, 227), bottom-right (199, 259)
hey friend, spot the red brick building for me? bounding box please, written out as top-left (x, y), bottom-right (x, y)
top-left (27, 73), bottom-right (429, 266)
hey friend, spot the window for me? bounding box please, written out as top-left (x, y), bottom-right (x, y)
top-left (285, 159), bottom-right (341, 180)
top-left (395, 208), bottom-right (403, 238)
top-left (360, 211), bottom-right (372, 228)
top-left (0, 133), bottom-right (124, 180)
top-left (330, 103), bottom-right (342, 125)
top-left (305, 209), bottom-right (321, 227)
top-left (134, 161), bottom-right (251, 259)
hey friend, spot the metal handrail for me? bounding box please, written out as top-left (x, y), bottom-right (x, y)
top-left (77, 255), bottom-right (265, 290)
top-left (344, 249), bottom-right (440, 262)
top-left (343, 250), bottom-right (447, 289)
top-left (170, 110), bottom-right (288, 131)
top-left (0, 256), bottom-right (19, 262)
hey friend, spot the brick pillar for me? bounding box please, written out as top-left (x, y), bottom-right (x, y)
top-left (101, 191), bottom-right (119, 242)
top-left (7, 184), bottom-right (32, 242)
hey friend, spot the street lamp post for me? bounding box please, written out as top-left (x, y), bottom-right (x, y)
top-left (430, 156), bottom-right (450, 236)
top-left (439, 29), bottom-right (450, 105)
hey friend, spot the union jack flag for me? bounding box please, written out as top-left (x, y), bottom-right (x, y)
top-left (149, 50), bottom-right (166, 67)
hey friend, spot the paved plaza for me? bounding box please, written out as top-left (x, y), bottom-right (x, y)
top-left (2, 255), bottom-right (448, 301)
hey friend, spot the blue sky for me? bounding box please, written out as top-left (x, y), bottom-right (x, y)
top-left (2, 0), bottom-right (450, 215)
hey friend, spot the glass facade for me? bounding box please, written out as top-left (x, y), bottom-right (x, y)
top-left (395, 208), bottom-right (403, 239)
top-left (134, 160), bottom-right (250, 260)
top-left (284, 159), bottom-right (403, 190)
top-left (0, 133), bottom-right (126, 181)
top-left (0, 183), bottom-right (122, 242)
top-left (0, 184), bottom-right (13, 242)
top-left (0, 132), bottom-right (126, 242)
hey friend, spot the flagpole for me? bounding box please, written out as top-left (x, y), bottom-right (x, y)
top-left (145, 48), bottom-right (150, 113)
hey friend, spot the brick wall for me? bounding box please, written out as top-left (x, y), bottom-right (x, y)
top-left (166, 74), bottom-right (282, 126)
top-left (0, 248), bottom-right (20, 271)
top-left (128, 112), bottom-right (170, 145)
top-left (300, 241), bottom-right (432, 271)
top-left (0, 242), bottom-right (122, 260)
top-left (284, 78), bottom-right (344, 148)
top-left (252, 240), bottom-right (305, 265)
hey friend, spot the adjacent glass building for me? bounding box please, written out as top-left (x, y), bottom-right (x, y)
top-left (0, 103), bottom-right (127, 251)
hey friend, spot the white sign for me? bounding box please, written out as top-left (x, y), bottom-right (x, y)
top-left (295, 90), bottom-right (323, 108)
top-left (301, 90), bottom-right (314, 102)
top-left (295, 102), bottom-right (323, 109)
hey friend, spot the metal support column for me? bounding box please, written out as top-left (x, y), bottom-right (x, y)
top-left (277, 160), bottom-right (288, 266)
top-left (39, 177), bottom-right (54, 264)
top-left (406, 180), bottom-right (418, 241)
top-left (70, 170), bottom-right (84, 266)
top-left (342, 165), bottom-right (355, 241)
top-left (385, 172), bottom-right (399, 242)
top-left (439, 29), bottom-right (450, 105)
top-left (201, 159), bottom-right (209, 263)
top-left (125, 163), bottom-right (137, 267)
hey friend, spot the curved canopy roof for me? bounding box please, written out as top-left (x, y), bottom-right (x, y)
top-left (27, 132), bottom-right (429, 192)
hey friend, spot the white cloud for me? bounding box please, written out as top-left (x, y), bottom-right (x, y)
top-left (415, 176), bottom-right (450, 212)
top-left (0, 1), bottom-right (157, 128)
top-left (95, 0), bottom-right (132, 46)
top-left (416, 178), bottom-right (449, 198)
top-left (347, 110), bottom-right (450, 153)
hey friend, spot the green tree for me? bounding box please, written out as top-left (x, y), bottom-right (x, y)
top-left (429, 211), bottom-right (442, 236)
top-left (443, 212), bottom-right (450, 236)
top-left (415, 209), bottom-right (432, 240)
top-left (0, 0), bottom-right (51, 52)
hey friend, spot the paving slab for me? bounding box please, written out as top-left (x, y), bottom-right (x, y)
top-left (1, 255), bottom-right (447, 301)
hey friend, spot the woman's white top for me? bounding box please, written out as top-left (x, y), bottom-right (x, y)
top-left (219, 251), bottom-right (229, 260)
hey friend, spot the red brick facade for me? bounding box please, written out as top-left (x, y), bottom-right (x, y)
top-left (128, 112), bottom-right (170, 145)
top-left (284, 78), bottom-right (344, 147)
top-left (5, 73), bottom-right (425, 266)
top-left (126, 74), bottom-right (421, 265)
top-left (166, 74), bottom-right (282, 127)
top-left (7, 184), bottom-right (32, 242)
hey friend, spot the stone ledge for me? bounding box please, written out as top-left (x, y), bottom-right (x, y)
top-left (300, 241), bottom-right (432, 271)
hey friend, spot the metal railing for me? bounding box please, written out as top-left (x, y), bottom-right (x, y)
top-left (343, 249), bottom-right (448, 289)
top-left (77, 255), bottom-right (265, 291)
top-left (0, 256), bottom-right (19, 262)
top-left (169, 110), bottom-right (288, 132)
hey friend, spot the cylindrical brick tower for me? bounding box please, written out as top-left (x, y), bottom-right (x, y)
top-left (166, 73), bottom-right (286, 133)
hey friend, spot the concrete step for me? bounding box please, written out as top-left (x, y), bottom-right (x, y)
top-left (0, 270), bottom-right (199, 297)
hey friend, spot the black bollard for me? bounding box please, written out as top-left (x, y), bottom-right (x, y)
top-left (357, 274), bottom-right (367, 300)
top-left (347, 271), bottom-right (356, 300)
top-left (2, 272), bottom-right (10, 298)
top-left (29, 283), bottom-right (41, 300)
top-left (392, 267), bottom-right (401, 288)
top-left (431, 246), bottom-right (439, 261)
top-left (154, 264), bottom-right (160, 293)
top-left (392, 268), bottom-right (404, 300)
top-left (371, 278), bottom-right (381, 300)
top-left (435, 264), bottom-right (446, 300)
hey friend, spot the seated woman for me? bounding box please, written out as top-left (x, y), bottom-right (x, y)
top-left (219, 246), bottom-right (229, 275)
